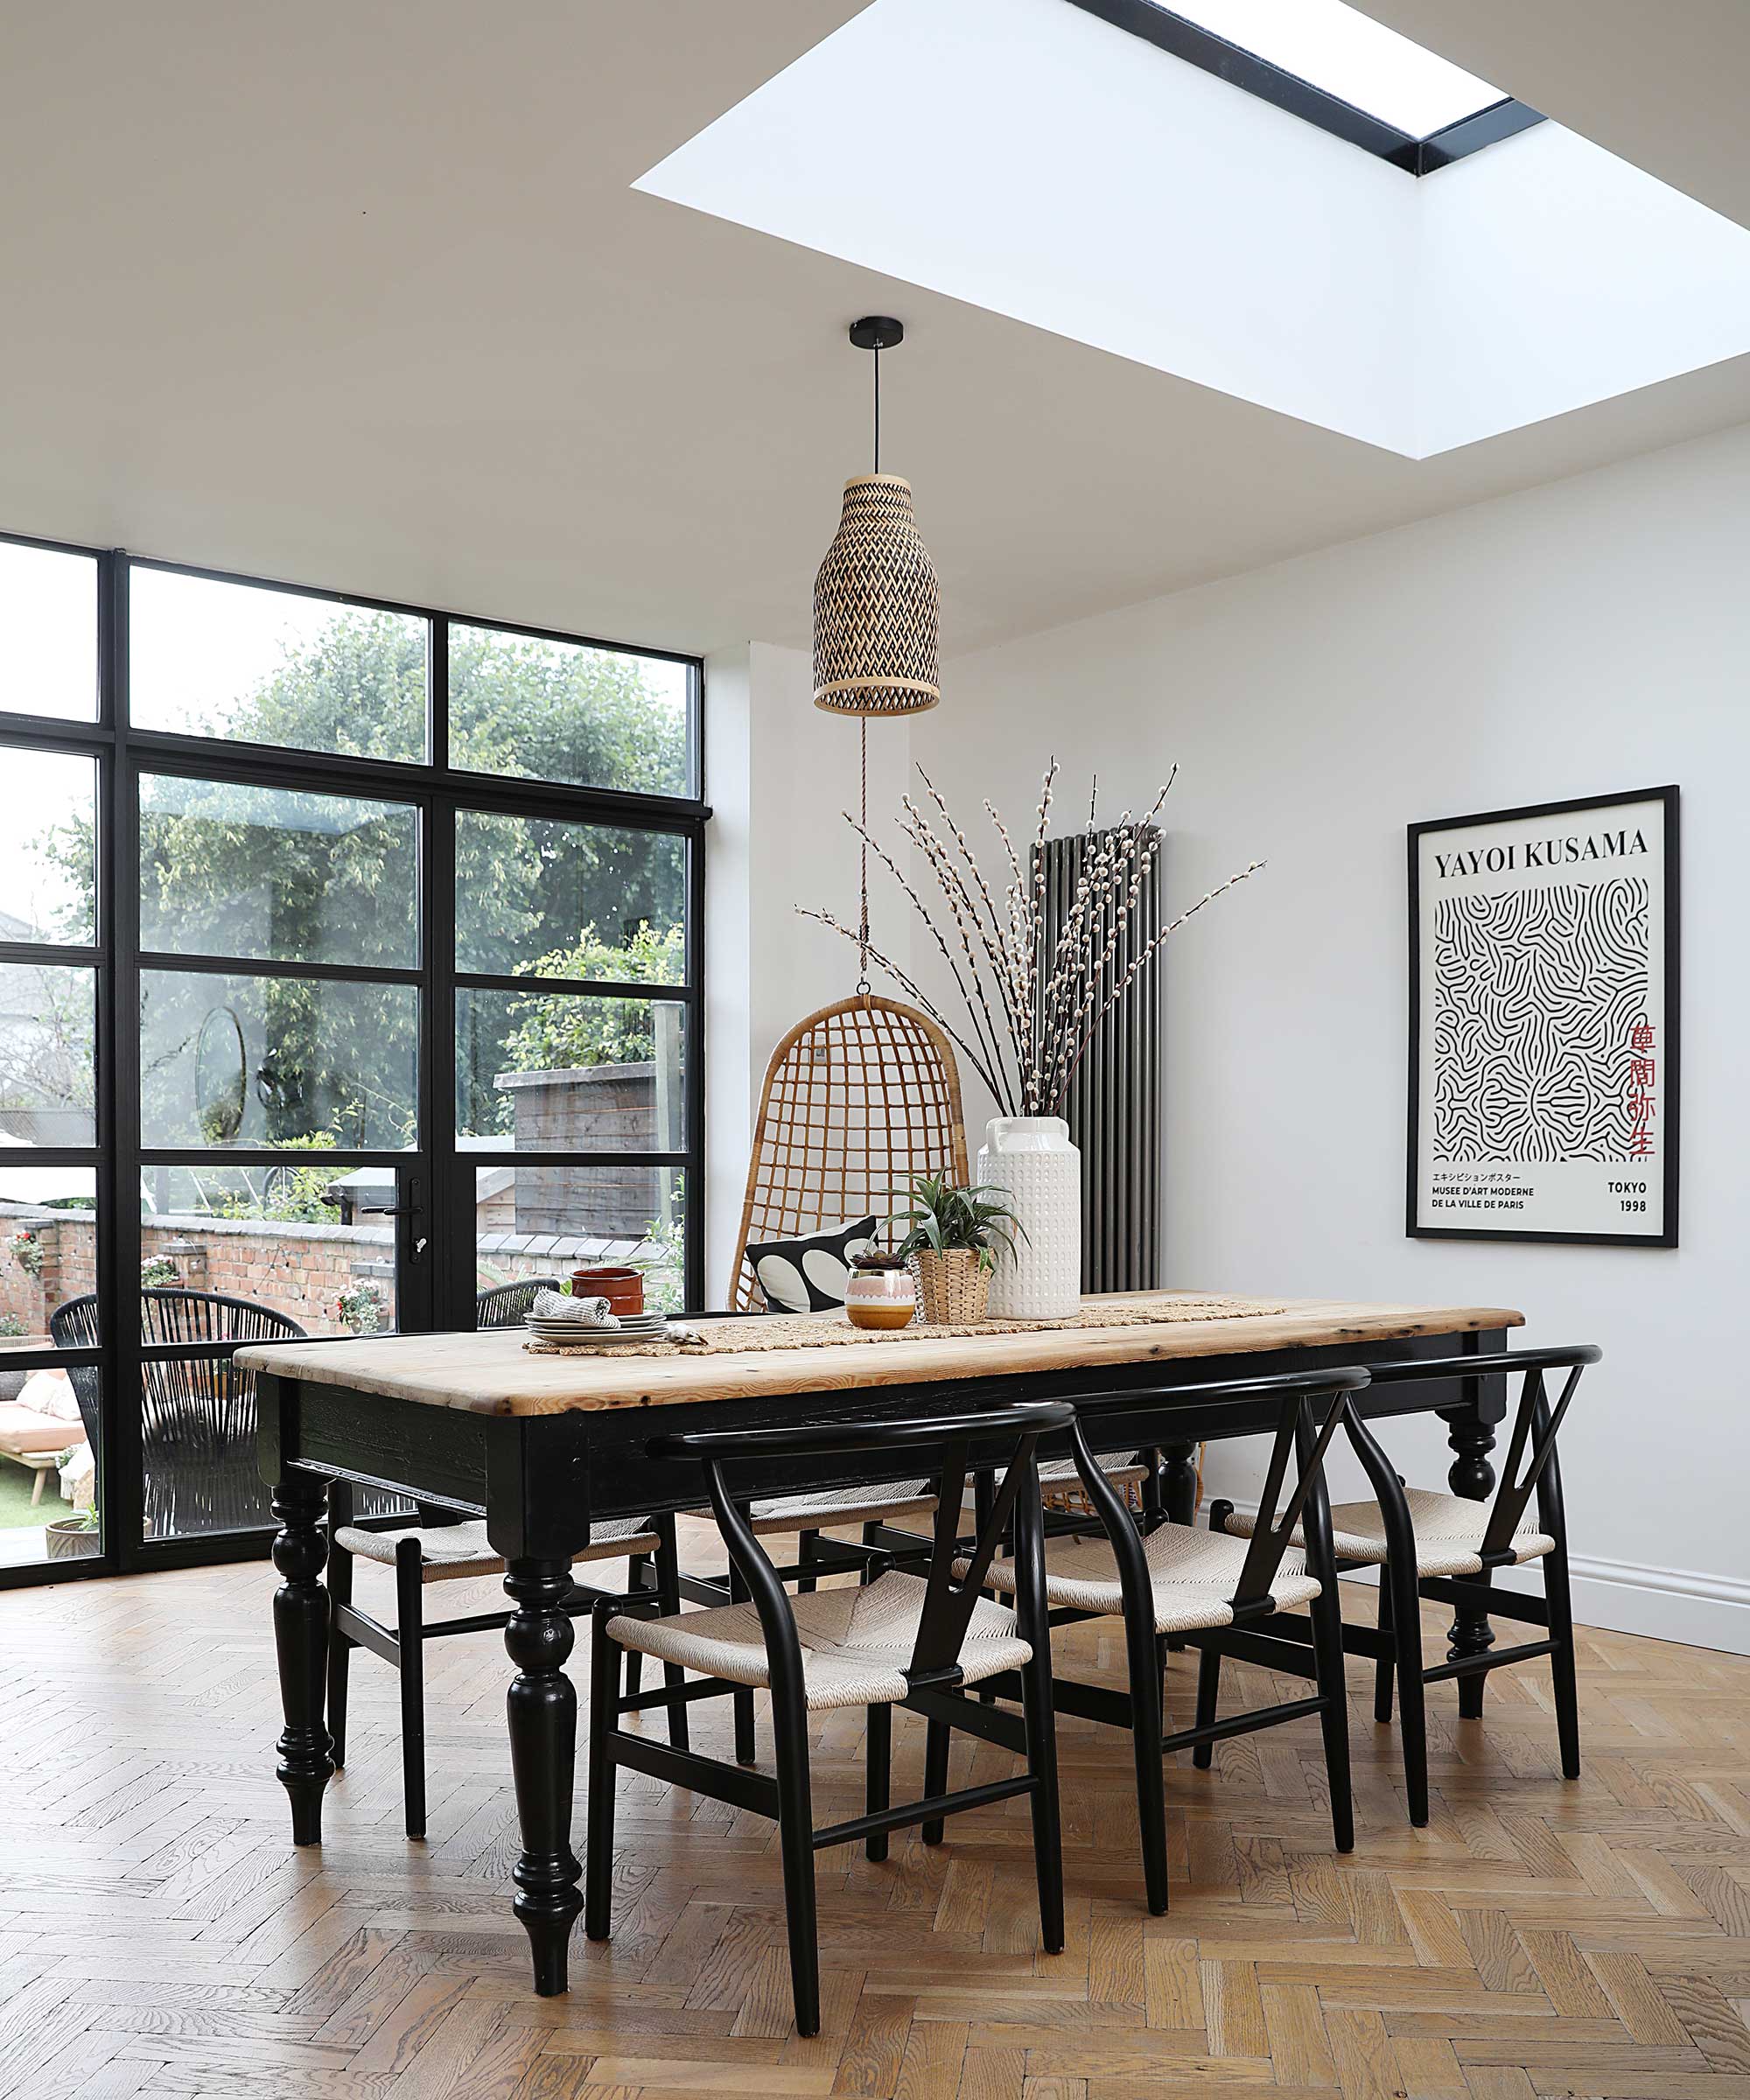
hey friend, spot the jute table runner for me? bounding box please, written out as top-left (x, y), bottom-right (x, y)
top-left (523, 1292), bottom-right (1292, 1358)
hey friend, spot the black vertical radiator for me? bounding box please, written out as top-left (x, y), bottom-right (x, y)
top-left (1038, 826), bottom-right (1164, 1292)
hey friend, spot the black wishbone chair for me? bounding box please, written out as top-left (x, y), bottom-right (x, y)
top-left (586, 1399), bottom-right (1074, 2037)
top-left (1211, 1344), bottom-right (1599, 1825)
top-left (964, 1367), bottom-right (1368, 1915)
top-left (326, 1487), bottom-right (687, 1838)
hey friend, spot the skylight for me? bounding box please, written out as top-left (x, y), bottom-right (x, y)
top-left (1163, 0), bottom-right (1505, 137)
top-left (1067, 0), bottom-right (1538, 172)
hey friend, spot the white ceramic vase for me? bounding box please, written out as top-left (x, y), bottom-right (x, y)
top-left (978, 1115), bottom-right (1082, 1320)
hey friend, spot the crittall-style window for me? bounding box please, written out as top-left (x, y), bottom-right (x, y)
top-left (0, 536), bottom-right (704, 1585)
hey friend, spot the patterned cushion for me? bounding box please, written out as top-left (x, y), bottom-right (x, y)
top-left (744, 1216), bottom-right (878, 1312)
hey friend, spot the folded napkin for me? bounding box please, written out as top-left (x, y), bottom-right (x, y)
top-left (530, 1289), bottom-right (620, 1328)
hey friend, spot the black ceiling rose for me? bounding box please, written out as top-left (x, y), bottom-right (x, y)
top-left (848, 316), bottom-right (905, 352)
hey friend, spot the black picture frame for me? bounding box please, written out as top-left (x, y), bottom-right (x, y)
top-left (1407, 785), bottom-right (1680, 1248)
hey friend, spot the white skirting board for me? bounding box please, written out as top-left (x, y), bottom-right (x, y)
top-left (1214, 1498), bottom-right (1750, 1656)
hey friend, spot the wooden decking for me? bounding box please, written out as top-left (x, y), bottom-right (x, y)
top-left (3, 1524), bottom-right (1746, 2100)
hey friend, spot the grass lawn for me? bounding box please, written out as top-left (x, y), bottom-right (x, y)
top-left (0, 1453), bottom-right (61, 1530)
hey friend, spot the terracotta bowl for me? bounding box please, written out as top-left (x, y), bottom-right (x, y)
top-left (570, 1266), bottom-right (644, 1316)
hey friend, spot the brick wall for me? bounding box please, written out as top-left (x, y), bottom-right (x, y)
top-left (0, 1201), bottom-right (681, 1339)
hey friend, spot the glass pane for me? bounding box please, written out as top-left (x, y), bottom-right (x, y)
top-left (0, 1167), bottom-right (100, 1572)
top-left (140, 1168), bottom-right (398, 1337)
top-left (457, 987), bottom-right (684, 1150)
top-left (1164, 0), bottom-right (1504, 137)
top-left (455, 812), bottom-right (686, 982)
top-left (0, 749), bottom-right (97, 945)
top-left (0, 542), bottom-right (98, 721)
top-left (129, 567), bottom-right (428, 763)
top-left (142, 970), bottom-right (417, 1150)
top-left (140, 774), bottom-right (418, 969)
top-left (474, 1166), bottom-right (686, 1321)
top-left (0, 962), bottom-right (97, 1144)
top-left (448, 623), bottom-right (690, 795)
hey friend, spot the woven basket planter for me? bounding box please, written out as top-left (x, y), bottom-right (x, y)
top-left (908, 1247), bottom-right (990, 1325)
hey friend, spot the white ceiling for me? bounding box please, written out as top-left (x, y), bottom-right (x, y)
top-left (2, 1), bottom-right (1748, 663)
top-left (638, 0), bottom-right (1750, 459)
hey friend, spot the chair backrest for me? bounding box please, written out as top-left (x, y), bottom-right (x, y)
top-left (138, 1288), bottom-right (305, 1347)
top-left (731, 995), bottom-right (969, 1310)
top-left (1067, 1367), bottom-right (1373, 1618)
top-left (1346, 1345), bottom-right (1600, 1564)
top-left (46, 1292), bottom-right (103, 1453)
top-left (52, 1288), bottom-right (307, 1538)
top-left (655, 1400), bottom-right (1075, 1687)
top-left (476, 1278), bottom-right (567, 1330)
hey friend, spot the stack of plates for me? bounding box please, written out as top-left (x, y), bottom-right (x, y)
top-left (525, 1310), bottom-right (669, 1348)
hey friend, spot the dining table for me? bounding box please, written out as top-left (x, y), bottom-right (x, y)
top-left (242, 1292), bottom-right (1522, 1994)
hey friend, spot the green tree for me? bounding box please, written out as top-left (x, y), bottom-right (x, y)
top-left (38, 608), bottom-right (688, 1155)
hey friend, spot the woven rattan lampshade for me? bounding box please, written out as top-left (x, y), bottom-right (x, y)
top-left (813, 472), bottom-right (941, 716)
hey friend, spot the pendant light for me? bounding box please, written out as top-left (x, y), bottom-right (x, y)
top-left (813, 317), bottom-right (941, 990)
top-left (813, 317), bottom-right (940, 717)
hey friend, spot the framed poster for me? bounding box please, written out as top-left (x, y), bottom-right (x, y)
top-left (1408, 785), bottom-right (1679, 1246)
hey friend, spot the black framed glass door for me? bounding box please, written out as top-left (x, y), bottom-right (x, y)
top-left (0, 535), bottom-right (704, 1586)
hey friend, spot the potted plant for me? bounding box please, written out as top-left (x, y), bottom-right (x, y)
top-left (337, 1279), bottom-right (390, 1334)
top-left (46, 1467), bottom-right (100, 1561)
top-left (888, 1172), bottom-right (1025, 1325)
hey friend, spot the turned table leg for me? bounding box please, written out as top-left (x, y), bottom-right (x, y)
top-left (271, 1471), bottom-right (333, 1846)
top-left (505, 1554), bottom-right (584, 1995)
top-left (1161, 1441), bottom-right (1198, 1525)
top-left (1445, 1416), bottom-right (1497, 1718)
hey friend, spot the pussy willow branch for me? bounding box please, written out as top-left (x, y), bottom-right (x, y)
top-left (842, 811), bottom-right (1012, 1105)
top-left (800, 760), bottom-right (1258, 1124)
top-left (899, 802), bottom-right (1024, 1071)
top-left (1048, 859), bottom-right (1267, 1111)
top-left (797, 907), bottom-right (1016, 1111)
top-left (1045, 811), bottom-right (1178, 1105)
top-left (902, 799), bottom-right (1032, 1079)
top-left (915, 764), bottom-right (1013, 962)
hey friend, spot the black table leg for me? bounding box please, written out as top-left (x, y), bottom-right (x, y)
top-left (1161, 1441), bottom-right (1198, 1525)
top-left (505, 1554), bottom-right (584, 1996)
top-left (271, 1471), bottom-right (333, 1846)
top-left (1445, 1417), bottom-right (1497, 1718)
top-left (1159, 1442), bottom-right (1199, 1652)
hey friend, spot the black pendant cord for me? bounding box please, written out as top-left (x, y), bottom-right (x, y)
top-left (858, 715), bottom-right (871, 997)
top-left (857, 342), bottom-right (880, 996)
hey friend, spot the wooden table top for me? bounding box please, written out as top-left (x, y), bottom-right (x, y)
top-left (235, 1296), bottom-right (1523, 1418)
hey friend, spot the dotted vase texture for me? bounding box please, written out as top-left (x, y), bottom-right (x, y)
top-left (978, 1116), bottom-right (1082, 1320)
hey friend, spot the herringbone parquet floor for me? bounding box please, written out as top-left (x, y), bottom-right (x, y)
top-left (4, 1524), bottom-right (1748, 2100)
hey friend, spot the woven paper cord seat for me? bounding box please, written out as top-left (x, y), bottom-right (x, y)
top-left (966, 1519), bottom-right (1321, 1634)
top-left (334, 1514), bottom-right (658, 1583)
top-left (741, 1480), bottom-right (937, 1534)
top-left (1039, 1457), bottom-right (1150, 1490)
top-left (1218, 1487), bottom-right (1554, 1579)
top-left (721, 1454), bottom-right (1148, 1537)
top-left (606, 1569), bottom-right (1032, 1712)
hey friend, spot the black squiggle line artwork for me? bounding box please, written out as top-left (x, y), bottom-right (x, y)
top-left (1432, 877), bottom-right (1649, 1165)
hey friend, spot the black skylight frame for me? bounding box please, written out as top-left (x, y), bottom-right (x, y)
top-left (1064, 0), bottom-right (1544, 173)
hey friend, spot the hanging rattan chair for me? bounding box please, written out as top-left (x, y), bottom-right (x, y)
top-left (730, 993), bottom-right (968, 1311)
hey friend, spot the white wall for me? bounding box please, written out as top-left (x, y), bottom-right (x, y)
top-left (911, 421), bottom-right (1750, 1653)
top-left (704, 641), bottom-right (913, 1305)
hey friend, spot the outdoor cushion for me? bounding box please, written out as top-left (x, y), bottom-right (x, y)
top-left (0, 1402), bottom-right (86, 1456)
top-left (18, 1368), bottom-right (81, 1422)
